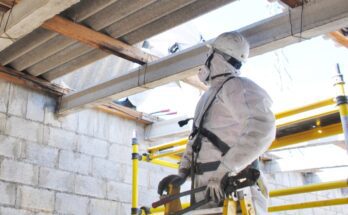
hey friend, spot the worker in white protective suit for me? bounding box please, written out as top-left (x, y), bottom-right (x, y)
top-left (158, 31), bottom-right (276, 214)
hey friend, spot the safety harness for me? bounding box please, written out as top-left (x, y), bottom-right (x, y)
top-left (188, 75), bottom-right (261, 204)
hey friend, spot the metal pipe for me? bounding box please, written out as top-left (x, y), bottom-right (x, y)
top-left (275, 98), bottom-right (335, 119)
top-left (334, 63), bottom-right (348, 152)
top-left (149, 145), bottom-right (186, 160)
top-left (131, 137), bottom-right (140, 215)
top-left (268, 197), bottom-right (348, 212)
top-left (148, 159), bottom-right (179, 169)
top-left (269, 179), bottom-right (348, 197)
top-left (147, 138), bottom-right (188, 153)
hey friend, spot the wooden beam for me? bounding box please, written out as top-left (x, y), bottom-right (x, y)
top-left (329, 31), bottom-right (348, 48)
top-left (41, 15), bottom-right (157, 65)
top-left (280, 0), bottom-right (303, 8)
top-left (0, 65), bottom-right (69, 96)
top-left (96, 103), bottom-right (156, 125)
top-left (0, 0), bottom-right (80, 51)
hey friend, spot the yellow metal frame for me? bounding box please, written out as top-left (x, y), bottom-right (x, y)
top-left (132, 80), bottom-right (348, 214)
top-left (269, 179), bottom-right (348, 197)
top-left (269, 197), bottom-right (348, 212)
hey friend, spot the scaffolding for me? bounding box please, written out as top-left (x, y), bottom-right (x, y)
top-left (131, 69), bottom-right (348, 215)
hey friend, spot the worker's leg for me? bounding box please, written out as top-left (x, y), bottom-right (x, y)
top-left (250, 185), bottom-right (268, 215)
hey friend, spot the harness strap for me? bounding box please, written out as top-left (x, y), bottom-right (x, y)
top-left (195, 161), bottom-right (221, 175)
top-left (200, 128), bottom-right (230, 155)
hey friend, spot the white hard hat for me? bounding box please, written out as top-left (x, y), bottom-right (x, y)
top-left (212, 31), bottom-right (250, 63)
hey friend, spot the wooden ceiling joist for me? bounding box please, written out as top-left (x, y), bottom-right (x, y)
top-left (329, 30), bottom-right (348, 48)
top-left (41, 15), bottom-right (157, 65)
top-left (0, 65), bottom-right (69, 96)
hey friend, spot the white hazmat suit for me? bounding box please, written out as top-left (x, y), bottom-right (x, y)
top-left (158, 32), bottom-right (276, 214)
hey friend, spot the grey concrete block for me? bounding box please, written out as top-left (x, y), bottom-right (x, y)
top-left (93, 111), bottom-right (109, 139)
top-left (92, 157), bottom-right (124, 181)
top-left (124, 166), bottom-right (149, 187)
top-left (0, 80), bottom-right (10, 113)
top-left (46, 127), bottom-right (77, 150)
top-left (108, 143), bottom-right (131, 164)
top-left (77, 109), bottom-right (97, 136)
top-left (107, 116), bottom-right (136, 145)
top-left (0, 207), bottom-right (34, 215)
top-left (0, 112), bottom-right (6, 134)
top-left (55, 192), bottom-right (89, 215)
top-left (77, 135), bottom-right (108, 158)
top-left (8, 85), bottom-right (28, 117)
top-left (90, 199), bottom-right (119, 215)
top-left (61, 112), bottom-right (78, 132)
top-left (107, 181), bottom-right (131, 202)
top-left (75, 175), bottom-right (106, 198)
top-left (119, 203), bottom-right (131, 215)
top-left (43, 105), bottom-right (61, 128)
top-left (0, 135), bottom-right (23, 158)
top-left (39, 167), bottom-right (74, 192)
top-left (21, 142), bottom-right (58, 168)
top-left (5, 116), bottom-right (43, 143)
top-left (59, 150), bottom-right (91, 175)
top-left (26, 92), bottom-right (45, 122)
top-left (0, 181), bottom-right (16, 205)
top-left (16, 186), bottom-right (54, 212)
top-left (0, 159), bottom-right (38, 185)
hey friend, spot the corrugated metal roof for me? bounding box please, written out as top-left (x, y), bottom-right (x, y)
top-left (0, 0), bottom-right (234, 82)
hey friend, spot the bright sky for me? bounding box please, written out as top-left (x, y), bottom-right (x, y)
top-left (133, 0), bottom-right (348, 181)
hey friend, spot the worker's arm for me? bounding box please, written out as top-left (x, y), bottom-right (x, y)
top-left (217, 78), bottom-right (276, 174)
top-left (179, 139), bottom-right (193, 175)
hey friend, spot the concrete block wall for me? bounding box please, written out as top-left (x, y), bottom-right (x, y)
top-left (0, 80), bottom-right (174, 215)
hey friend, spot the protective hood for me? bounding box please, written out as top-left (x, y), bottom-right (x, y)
top-left (198, 52), bottom-right (240, 86)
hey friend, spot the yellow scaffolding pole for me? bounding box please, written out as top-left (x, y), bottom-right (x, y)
top-left (149, 145), bottom-right (186, 160)
top-left (131, 138), bottom-right (140, 215)
top-left (269, 179), bottom-right (348, 197)
top-left (334, 64), bottom-right (348, 152)
top-left (275, 98), bottom-right (335, 119)
top-left (147, 138), bottom-right (188, 153)
top-left (268, 197), bottom-right (348, 212)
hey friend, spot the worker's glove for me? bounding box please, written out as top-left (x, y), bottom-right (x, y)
top-left (157, 169), bottom-right (189, 195)
top-left (205, 177), bottom-right (224, 204)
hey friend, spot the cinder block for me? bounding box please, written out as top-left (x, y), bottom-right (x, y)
top-left (0, 112), bottom-right (6, 134)
top-left (59, 150), bottom-right (91, 175)
top-left (92, 157), bottom-right (124, 181)
top-left (124, 166), bottom-right (149, 187)
top-left (107, 181), bottom-right (132, 202)
top-left (0, 207), bottom-right (34, 215)
top-left (75, 175), bottom-right (106, 198)
top-left (78, 109), bottom-right (97, 136)
top-left (109, 143), bottom-right (131, 164)
top-left (0, 135), bottom-right (22, 158)
top-left (0, 159), bottom-right (38, 185)
top-left (107, 117), bottom-right (136, 145)
top-left (90, 199), bottom-right (119, 215)
top-left (8, 85), bottom-right (28, 117)
top-left (0, 80), bottom-right (10, 113)
top-left (119, 203), bottom-right (132, 215)
top-left (21, 142), bottom-right (58, 168)
top-left (61, 112), bottom-right (78, 132)
top-left (16, 186), bottom-right (54, 212)
top-left (77, 135), bottom-right (108, 158)
top-left (26, 92), bottom-right (45, 122)
top-left (5, 116), bottom-right (43, 143)
top-left (46, 127), bottom-right (77, 150)
top-left (39, 167), bottom-right (74, 192)
top-left (43, 104), bottom-right (61, 128)
top-left (55, 192), bottom-right (89, 215)
top-left (0, 181), bottom-right (16, 205)
top-left (93, 111), bottom-right (109, 139)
